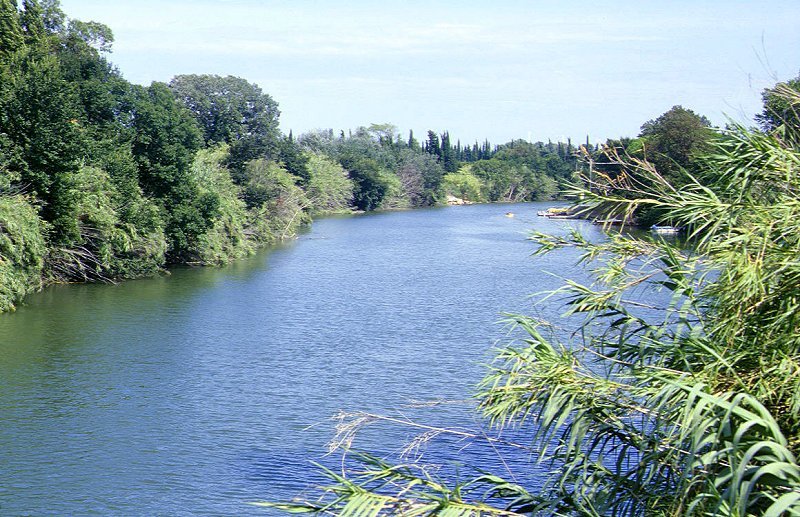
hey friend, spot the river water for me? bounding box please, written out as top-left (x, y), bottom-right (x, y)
top-left (0, 202), bottom-right (604, 515)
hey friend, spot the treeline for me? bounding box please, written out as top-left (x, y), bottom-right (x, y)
top-left (296, 125), bottom-right (578, 210)
top-left (0, 0), bottom-right (580, 312)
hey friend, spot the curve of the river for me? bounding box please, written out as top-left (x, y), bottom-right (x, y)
top-left (0, 202), bottom-right (604, 515)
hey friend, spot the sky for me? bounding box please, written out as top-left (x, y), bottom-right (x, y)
top-left (58, 0), bottom-right (800, 145)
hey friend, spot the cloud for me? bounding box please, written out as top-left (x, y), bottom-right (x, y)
top-left (61, 0), bottom-right (800, 144)
top-left (114, 17), bottom-right (665, 61)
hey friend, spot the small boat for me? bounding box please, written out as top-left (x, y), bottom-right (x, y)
top-left (539, 207), bottom-right (569, 217)
top-left (505, 212), bottom-right (515, 218)
top-left (593, 218), bottom-right (623, 225)
top-left (650, 225), bottom-right (682, 234)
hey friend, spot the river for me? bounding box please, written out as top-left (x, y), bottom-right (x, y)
top-left (0, 202), bottom-right (603, 515)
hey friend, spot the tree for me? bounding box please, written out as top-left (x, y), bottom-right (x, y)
top-left (131, 82), bottom-right (203, 199)
top-left (238, 158), bottom-right (297, 209)
top-left (186, 145), bottom-right (253, 265)
top-left (0, 50), bottom-right (85, 243)
top-left (638, 105), bottom-right (713, 183)
top-left (425, 130), bottom-right (440, 157)
top-left (366, 123), bottom-right (398, 147)
top-left (298, 128), bottom-right (336, 155)
top-left (757, 72), bottom-right (800, 142)
top-left (278, 135), bottom-right (311, 185)
top-left (468, 160), bottom-right (525, 201)
top-left (0, 194), bottom-right (46, 312)
top-left (340, 155), bottom-right (390, 211)
top-left (440, 169), bottom-right (483, 202)
top-left (0, 0), bottom-right (22, 56)
top-left (305, 152), bottom-right (353, 214)
top-left (240, 158), bottom-right (310, 243)
top-left (440, 131), bottom-right (458, 172)
top-left (20, 0), bottom-right (46, 45)
top-left (38, 0), bottom-right (65, 34)
top-left (65, 19), bottom-right (113, 53)
top-left (130, 82), bottom-right (214, 260)
top-left (407, 129), bottom-right (418, 150)
top-left (168, 74), bottom-right (281, 173)
top-left (395, 148), bottom-right (444, 206)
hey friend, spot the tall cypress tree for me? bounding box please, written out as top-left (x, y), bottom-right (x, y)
top-left (440, 131), bottom-right (457, 172)
top-left (408, 129), bottom-right (418, 149)
top-left (0, 0), bottom-right (23, 55)
top-left (20, 0), bottom-right (46, 45)
top-left (426, 130), bottom-right (440, 158)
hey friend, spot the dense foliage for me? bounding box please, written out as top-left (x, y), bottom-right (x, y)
top-left (264, 80), bottom-right (800, 515)
top-left (0, 1), bottom-right (583, 312)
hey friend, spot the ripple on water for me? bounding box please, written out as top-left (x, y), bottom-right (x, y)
top-left (0, 202), bottom-right (603, 514)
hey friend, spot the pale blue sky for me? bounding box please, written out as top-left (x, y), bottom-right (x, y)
top-left (59, 0), bottom-right (800, 144)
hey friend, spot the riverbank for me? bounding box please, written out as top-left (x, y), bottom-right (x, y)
top-left (1, 194), bottom-right (574, 315)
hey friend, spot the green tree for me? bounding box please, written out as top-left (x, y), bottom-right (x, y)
top-left (241, 158), bottom-right (310, 242)
top-left (130, 82), bottom-right (214, 261)
top-left (0, 0), bottom-right (22, 56)
top-left (757, 72), bottom-right (800, 142)
top-left (528, 171), bottom-right (558, 200)
top-left (187, 145), bottom-right (254, 264)
top-left (468, 160), bottom-right (524, 201)
top-left (278, 135), bottom-right (311, 185)
top-left (297, 128), bottom-right (336, 156)
top-left (130, 82), bottom-right (202, 198)
top-left (239, 158), bottom-right (295, 209)
top-left (440, 131), bottom-right (458, 173)
top-left (0, 194), bottom-right (46, 312)
top-left (341, 155), bottom-right (390, 211)
top-left (305, 152), bottom-right (353, 214)
top-left (366, 123), bottom-right (398, 147)
top-left (425, 130), bottom-right (440, 157)
top-left (168, 74), bottom-right (281, 173)
top-left (395, 149), bottom-right (444, 207)
top-left (407, 129), bottom-right (419, 150)
top-left (0, 50), bottom-right (84, 243)
top-left (639, 105), bottom-right (713, 183)
top-left (38, 0), bottom-right (65, 34)
top-left (20, 0), bottom-right (46, 45)
top-left (65, 19), bottom-right (113, 53)
top-left (441, 168), bottom-right (483, 202)
top-left (47, 165), bottom-right (165, 281)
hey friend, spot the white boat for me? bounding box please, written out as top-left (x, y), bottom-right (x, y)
top-left (650, 225), bottom-right (682, 234)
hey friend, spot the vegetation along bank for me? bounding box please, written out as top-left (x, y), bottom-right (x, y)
top-left (0, 0), bottom-right (591, 313)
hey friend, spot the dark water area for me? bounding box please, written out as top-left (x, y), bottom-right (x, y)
top-left (0, 202), bottom-right (608, 515)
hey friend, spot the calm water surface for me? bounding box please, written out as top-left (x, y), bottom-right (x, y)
top-left (0, 202), bottom-right (604, 515)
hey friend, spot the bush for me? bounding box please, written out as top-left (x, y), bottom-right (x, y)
top-left (46, 165), bottom-right (167, 281)
top-left (0, 195), bottom-right (46, 311)
top-left (186, 146), bottom-right (255, 264)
